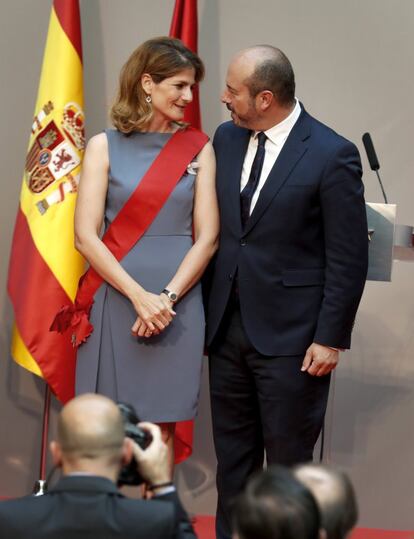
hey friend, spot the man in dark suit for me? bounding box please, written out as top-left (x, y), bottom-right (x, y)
top-left (206, 45), bottom-right (368, 539)
top-left (0, 394), bottom-right (195, 539)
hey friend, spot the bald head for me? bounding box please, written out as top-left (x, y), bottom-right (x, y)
top-left (232, 45), bottom-right (295, 106)
top-left (294, 464), bottom-right (358, 539)
top-left (57, 394), bottom-right (124, 460)
top-left (223, 44), bottom-right (295, 130)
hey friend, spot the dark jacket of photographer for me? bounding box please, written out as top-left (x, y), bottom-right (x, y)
top-left (0, 475), bottom-right (196, 539)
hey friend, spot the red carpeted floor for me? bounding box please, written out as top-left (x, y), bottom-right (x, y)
top-left (351, 531), bottom-right (414, 539)
top-left (0, 503), bottom-right (412, 537)
top-left (193, 516), bottom-right (414, 539)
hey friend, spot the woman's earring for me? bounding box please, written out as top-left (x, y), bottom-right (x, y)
top-left (145, 95), bottom-right (152, 103)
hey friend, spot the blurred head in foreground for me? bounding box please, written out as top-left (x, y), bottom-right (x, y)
top-left (232, 466), bottom-right (322, 539)
top-left (294, 463), bottom-right (358, 539)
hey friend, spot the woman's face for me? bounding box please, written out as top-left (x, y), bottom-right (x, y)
top-left (144, 68), bottom-right (196, 123)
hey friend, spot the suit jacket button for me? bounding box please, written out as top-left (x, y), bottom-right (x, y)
top-left (229, 274), bottom-right (233, 280)
top-left (240, 239), bottom-right (247, 246)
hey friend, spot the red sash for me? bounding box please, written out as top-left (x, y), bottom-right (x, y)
top-left (51, 127), bottom-right (209, 346)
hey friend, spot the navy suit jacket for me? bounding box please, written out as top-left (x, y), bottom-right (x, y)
top-left (206, 106), bottom-right (368, 355)
top-left (0, 475), bottom-right (196, 539)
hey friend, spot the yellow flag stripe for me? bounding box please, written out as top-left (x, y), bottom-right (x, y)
top-left (11, 325), bottom-right (43, 377)
top-left (35, 9), bottom-right (83, 114)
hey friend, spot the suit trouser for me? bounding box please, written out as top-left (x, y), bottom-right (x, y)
top-left (209, 299), bottom-right (331, 539)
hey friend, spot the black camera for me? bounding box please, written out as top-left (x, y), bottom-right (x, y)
top-left (117, 402), bottom-right (152, 486)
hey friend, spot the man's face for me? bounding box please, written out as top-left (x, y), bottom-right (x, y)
top-left (221, 56), bottom-right (258, 129)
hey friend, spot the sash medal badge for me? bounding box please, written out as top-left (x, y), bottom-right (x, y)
top-left (25, 101), bottom-right (85, 214)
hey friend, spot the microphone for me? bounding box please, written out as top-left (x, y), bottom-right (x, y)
top-left (362, 132), bottom-right (380, 171)
top-left (362, 132), bottom-right (388, 203)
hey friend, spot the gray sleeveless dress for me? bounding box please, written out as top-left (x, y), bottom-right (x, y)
top-left (75, 130), bottom-right (205, 422)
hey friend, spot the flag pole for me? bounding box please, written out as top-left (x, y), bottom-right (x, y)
top-left (39, 384), bottom-right (52, 479)
top-left (33, 384), bottom-right (52, 496)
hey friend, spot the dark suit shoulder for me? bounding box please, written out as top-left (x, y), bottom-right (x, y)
top-left (304, 110), bottom-right (359, 155)
top-left (0, 494), bottom-right (176, 539)
top-left (213, 121), bottom-right (249, 146)
top-left (214, 120), bottom-right (236, 136)
top-left (0, 496), bottom-right (50, 538)
top-left (0, 494), bottom-right (50, 514)
top-left (115, 497), bottom-right (176, 535)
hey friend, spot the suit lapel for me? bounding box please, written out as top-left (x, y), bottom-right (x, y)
top-left (221, 127), bottom-right (251, 235)
top-left (243, 108), bottom-right (312, 236)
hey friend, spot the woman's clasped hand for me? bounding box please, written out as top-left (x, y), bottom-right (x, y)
top-left (130, 290), bottom-right (176, 338)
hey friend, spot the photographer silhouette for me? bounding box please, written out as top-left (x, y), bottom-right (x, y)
top-left (0, 394), bottom-right (196, 539)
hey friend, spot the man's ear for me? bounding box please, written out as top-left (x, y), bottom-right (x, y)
top-left (50, 441), bottom-right (63, 468)
top-left (121, 437), bottom-right (133, 466)
top-left (141, 73), bottom-right (153, 95)
top-left (257, 90), bottom-right (274, 111)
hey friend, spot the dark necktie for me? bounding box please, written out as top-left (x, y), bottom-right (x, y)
top-left (240, 131), bottom-right (267, 227)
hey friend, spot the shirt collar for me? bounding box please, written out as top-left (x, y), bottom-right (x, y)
top-left (253, 98), bottom-right (301, 146)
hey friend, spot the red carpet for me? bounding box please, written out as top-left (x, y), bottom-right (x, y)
top-left (0, 505), bottom-right (412, 537)
top-left (351, 531), bottom-right (414, 539)
top-left (193, 516), bottom-right (414, 539)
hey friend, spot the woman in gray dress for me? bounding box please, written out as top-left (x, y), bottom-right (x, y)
top-left (73, 37), bottom-right (218, 470)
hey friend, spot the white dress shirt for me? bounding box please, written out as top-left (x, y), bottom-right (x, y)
top-left (240, 98), bottom-right (302, 214)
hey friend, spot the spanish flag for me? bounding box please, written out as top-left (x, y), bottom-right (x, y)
top-left (7, 0), bottom-right (84, 403)
top-left (170, 0), bottom-right (201, 463)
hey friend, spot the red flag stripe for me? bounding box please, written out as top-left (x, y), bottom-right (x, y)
top-left (170, 0), bottom-right (198, 51)
top-left (53, 0), bottom-right (82, 61)
top-left (169, 0), bottom-right (201, 128)
top-left (169, 0), bottom-right (202, 463)
top-left (7, 208), bottom-right (76, 403)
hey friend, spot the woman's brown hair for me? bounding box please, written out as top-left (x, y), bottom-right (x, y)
top-left (110, 36), bottom-right (205, 133)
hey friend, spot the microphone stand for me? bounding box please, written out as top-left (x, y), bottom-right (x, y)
top-left (375, 170), bottom-right (388, 204)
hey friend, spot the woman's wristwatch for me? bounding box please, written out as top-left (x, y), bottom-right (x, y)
top-left (161, 288), bottom-right (178, 303)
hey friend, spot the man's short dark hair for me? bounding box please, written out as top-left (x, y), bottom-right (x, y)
top-left (245, 46), bottom-right (295, 106)
top-left (232, 466), bottom-right (320, 539)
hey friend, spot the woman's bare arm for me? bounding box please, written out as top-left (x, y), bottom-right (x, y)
top-left (134, 140), bottom-right (219, 337)
top-left (164, 140), bottom-right (219, 298)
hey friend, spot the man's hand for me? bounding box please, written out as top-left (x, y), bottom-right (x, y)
top-left (301, 343), bottom-right (339, 376)
top-left (130, 422), bottom-right (171, 486)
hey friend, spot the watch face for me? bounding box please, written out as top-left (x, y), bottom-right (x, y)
top-left (162, 289), bottom-right (177, 302)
